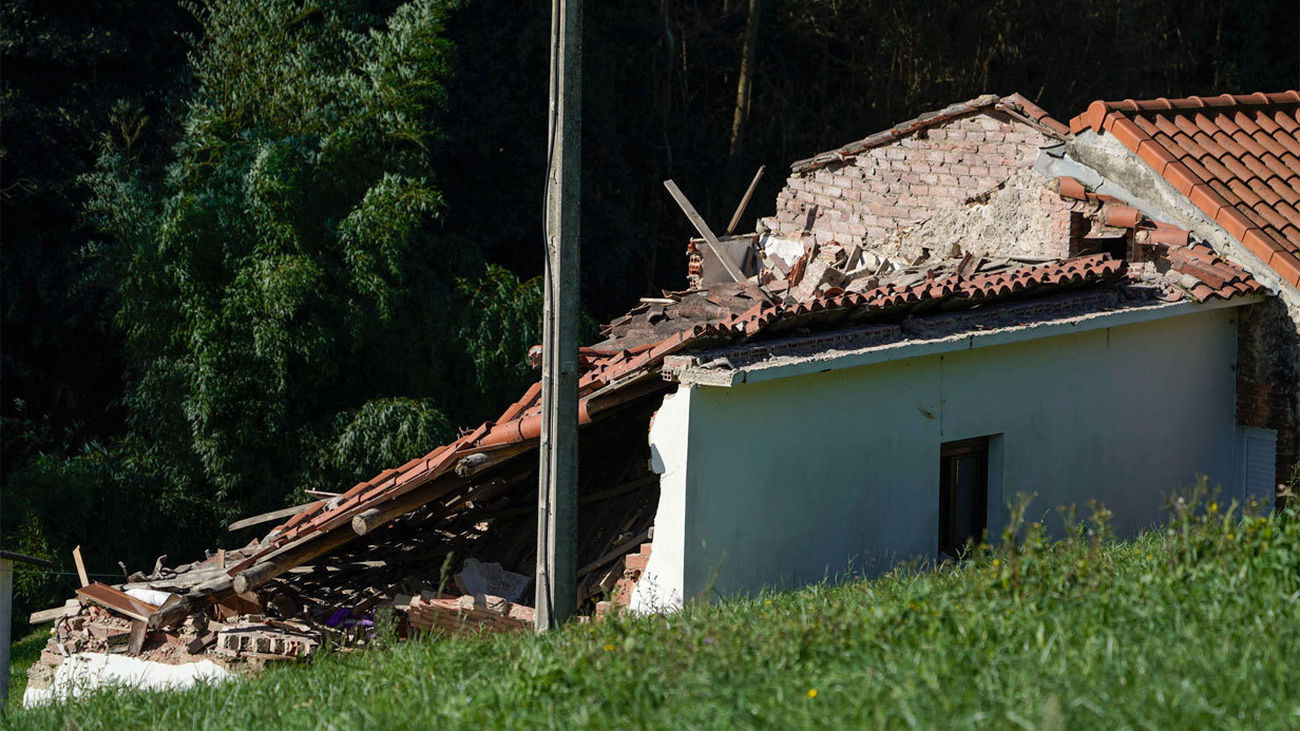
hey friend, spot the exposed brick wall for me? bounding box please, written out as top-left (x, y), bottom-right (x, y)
top-left (617, 541), bottom-right (651, 607)
top-left (1236, 299), bottom-right (1300, 498)
top-left (760, 110), bottom-right (1073, 258)
top-left (593, 539), bottom-right (654, 619)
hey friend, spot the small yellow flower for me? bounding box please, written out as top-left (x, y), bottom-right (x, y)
top-left (602, 644), bottom-right (615, 652)
top-left (1209, 502), bottom-right (1218, 513)
top-left (806, 689), bottom-right (818, 699)
top-left (764, 600), bottom-right (772, 606)
top-left (992, 558), bottom-right (1000, 567)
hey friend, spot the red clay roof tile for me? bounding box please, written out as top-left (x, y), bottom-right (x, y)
top-left (1083, 92), bottom-right (1299, 286)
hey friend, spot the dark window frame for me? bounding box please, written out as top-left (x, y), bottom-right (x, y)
top-left (939, 437), bottom-right (990, 558)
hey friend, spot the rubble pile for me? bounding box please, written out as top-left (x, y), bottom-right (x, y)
top-left (27, 402), bottom-right (662, 692)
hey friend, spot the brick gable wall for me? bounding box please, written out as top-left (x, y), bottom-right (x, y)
top-left (759, 110), bottom-right (1073, 261)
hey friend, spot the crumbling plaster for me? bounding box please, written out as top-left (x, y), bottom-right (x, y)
top-left (638, 307), bottom-right (1243, 609)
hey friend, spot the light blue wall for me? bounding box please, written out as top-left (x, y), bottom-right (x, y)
top-left (674, 307), bottom-right (1240, 599)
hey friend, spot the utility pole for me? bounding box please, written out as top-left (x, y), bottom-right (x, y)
top-left (536, 0), bottom-right (581, 632)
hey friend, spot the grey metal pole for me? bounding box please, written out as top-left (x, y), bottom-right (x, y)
top-left (536, 0), bottom-right (581, 632)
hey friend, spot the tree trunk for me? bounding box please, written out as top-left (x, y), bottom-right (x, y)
top-left (728, 0), bottom-right (762, 161)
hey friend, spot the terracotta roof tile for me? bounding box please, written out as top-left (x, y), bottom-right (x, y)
top-left (1079, 91), bottom-right (1300, 287)
top-left (1162, 242), bottom-right (1267, 302)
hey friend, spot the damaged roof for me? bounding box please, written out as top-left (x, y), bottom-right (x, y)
top-left (1054, 177), bottom-right (1262, 302)
top-left (1070, 91), bottom-right (1300, 287)
top-left (222, 244), bottom-right (1257, 599)
top-left (791, 92), bottom-right (1069, 174)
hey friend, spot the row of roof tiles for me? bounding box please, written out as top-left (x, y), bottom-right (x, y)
top-left (1069, 91), bottom-right (1300, 287)
top-left (1055, 174), bottom-right (1262, 302)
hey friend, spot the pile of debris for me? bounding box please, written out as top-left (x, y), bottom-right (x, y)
top-left (26, 397), bottom-right (664, 698)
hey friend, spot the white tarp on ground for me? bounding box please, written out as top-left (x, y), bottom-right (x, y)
top-left (23, 652), bottom-right (231, 707)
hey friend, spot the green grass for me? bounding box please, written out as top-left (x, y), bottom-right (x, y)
top-left (6, 495), bottom-right (1299, 730)
top-left (6, 628), bottom-right (48, 715)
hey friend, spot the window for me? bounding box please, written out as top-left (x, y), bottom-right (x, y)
top-left (939, 437), bottom-right (990, 559)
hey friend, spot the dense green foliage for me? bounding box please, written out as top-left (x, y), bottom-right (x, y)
top-left (2, 0), bottom-right (1297, 630)
top-left (3, 0), bottom-right (544, 613)
top-left (81, 0), bottom-right (468, 512)
top-left (8, 495), bottom-right (1298, 728)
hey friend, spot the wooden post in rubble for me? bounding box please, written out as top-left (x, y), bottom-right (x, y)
top-left (537, 0), bottom-right (582, 632)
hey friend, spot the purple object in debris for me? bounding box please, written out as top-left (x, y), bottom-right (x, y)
top-left (326, 607), bottom-right (353, 627)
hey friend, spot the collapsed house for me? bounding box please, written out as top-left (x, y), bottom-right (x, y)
top-left (25, 90), bottom-right (1300, 698)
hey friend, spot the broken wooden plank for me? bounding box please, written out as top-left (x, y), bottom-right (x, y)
top-left (576, 527), bottom-right (652, 579)
top-left (726, 165), bottom-right (766, 235)
top-left (127, 619), bottom-right (147, 655)
top-left (72, 546), bottom-right (89, 588)
top-left (231, 516), bottom-right (395, 594)
top-left (76, 582), bottom-right (158, 622)
top-left (187, 632), bottom-right (217, 654)
top-left (120, 566), bottom-right (232, 592)
top-left (349, 475), bottom-right (470, 537)
top-left (28, 599), bottom-right (79, 625)
top-left (144, 599), bottom-right (191, 631)
top-left (663, 179), bottom-right (746, 283)
top-left (227, 501), bottom-right (319, 532)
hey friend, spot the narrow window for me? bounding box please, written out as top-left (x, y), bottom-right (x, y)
top-left (939, 437), bottom-right (989, 559)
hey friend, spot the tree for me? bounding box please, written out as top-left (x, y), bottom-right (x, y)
top-left (81, 0), bottom-right (515, 517)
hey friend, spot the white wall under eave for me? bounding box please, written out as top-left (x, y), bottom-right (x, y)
top-left (630, 388), bottom-right (690, 613)
top-left (646, 306), bottom-right (1240, 606)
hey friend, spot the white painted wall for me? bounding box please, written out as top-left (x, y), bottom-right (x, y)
top-left (639, 307), bottom-right (1241, 608)
top-left (630, 390), bottom-right (691, 613)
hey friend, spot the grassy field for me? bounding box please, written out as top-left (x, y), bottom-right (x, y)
top-left (5, 628), bottom-right (47, 715)
top-left (5, 494), bottom-right (1298, 729)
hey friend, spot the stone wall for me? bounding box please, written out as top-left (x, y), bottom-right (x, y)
top-left (1236, 298), bottom-right (1300, 500)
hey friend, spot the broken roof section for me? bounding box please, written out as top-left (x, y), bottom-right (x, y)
top-left (1070, 91), bottom-right (1300, 287)
top-left (791, 93), bottom-right (1069, 174)
top-left (213, 242), bottom-right (1259, 600)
